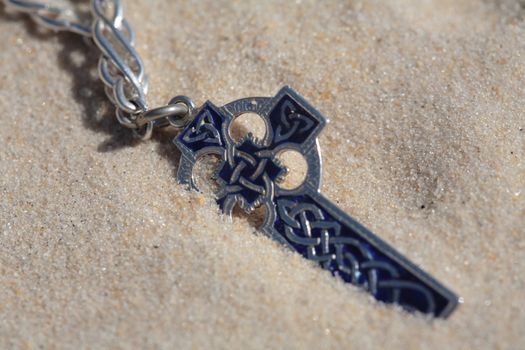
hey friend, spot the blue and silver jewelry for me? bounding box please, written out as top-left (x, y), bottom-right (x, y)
top-left (4, 0), bottom-right (459, 318)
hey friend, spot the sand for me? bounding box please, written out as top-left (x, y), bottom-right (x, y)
top-left (0, 0), bottom-right (524, 349)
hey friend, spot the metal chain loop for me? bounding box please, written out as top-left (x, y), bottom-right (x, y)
top-left (4, 0), bottom-right (91, 36)
top-left (3, 0), bottom-right (195, 140)
top-left (91, 1), bottom-right (147, 115)
top-left (166, 96), bottom-right (196, 128)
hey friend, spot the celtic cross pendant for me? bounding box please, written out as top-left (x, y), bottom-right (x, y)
top-left (175, 86), bottom-right (459, 318)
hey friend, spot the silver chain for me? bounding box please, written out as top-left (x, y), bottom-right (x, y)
top-left (3, 0), bottom-right (195, 140)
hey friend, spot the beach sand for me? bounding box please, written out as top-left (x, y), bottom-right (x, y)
top-left (0, 0), bottom-right (524, 348)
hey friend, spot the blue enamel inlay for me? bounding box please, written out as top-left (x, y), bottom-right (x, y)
top-left (175, 87), bottom-right (459, 318)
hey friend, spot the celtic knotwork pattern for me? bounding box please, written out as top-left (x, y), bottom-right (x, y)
top-left (175, 87), bottom-right (458, 317)
top-left (182, 109), bottom-right (222, 145)
top-left (269, 96), bottom-right (321, 146)
top-left (217, 137), bottom-right (286, 211)
top-left (276, 196), bottom-right (439, 315)
top-left (178, 102), bottom-right (225, 158)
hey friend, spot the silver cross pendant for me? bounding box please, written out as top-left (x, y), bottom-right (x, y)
top-left (175, 86), bottom-right (459, 318)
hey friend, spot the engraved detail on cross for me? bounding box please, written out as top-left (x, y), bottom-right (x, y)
top-left (175, 86), bottom-right (459, 318)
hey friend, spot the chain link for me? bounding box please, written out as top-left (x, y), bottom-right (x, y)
top-left (4, 0), bottom-right (91, 36)
top-left (3, 0), bottom-right (194, 140)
